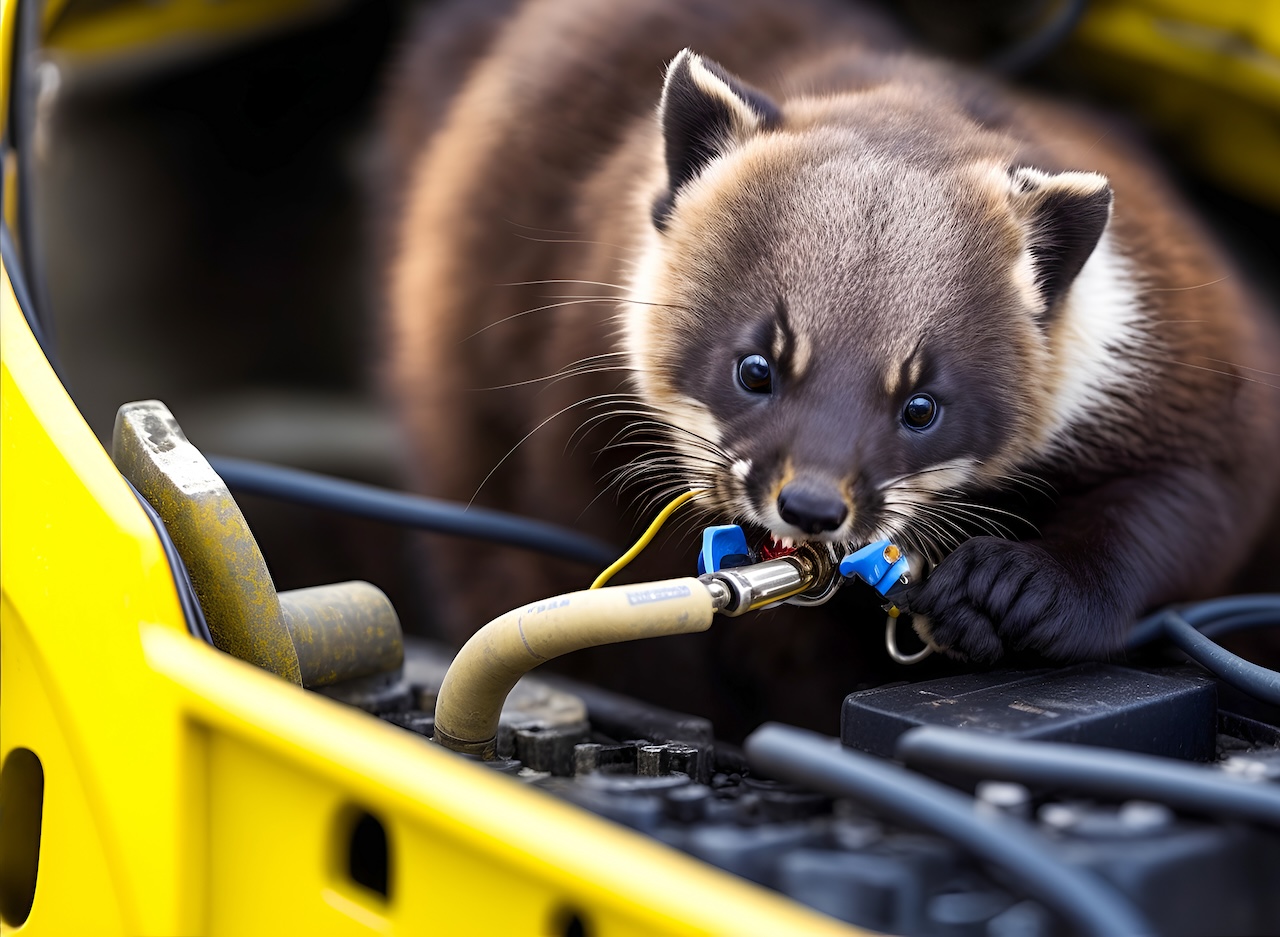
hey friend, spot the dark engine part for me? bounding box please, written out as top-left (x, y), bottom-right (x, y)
top-left (840, 665), bottom-right (1218, 761)
top-left (331, 639), bottom-right (1280, 937)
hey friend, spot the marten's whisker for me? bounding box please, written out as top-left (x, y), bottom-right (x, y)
top-left (463, 298), bottom-right (622, 340)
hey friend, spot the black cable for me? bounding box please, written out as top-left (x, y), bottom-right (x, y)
top-left (125, 479), bottom-right (214, 645)
top-left (896, 726), bottom-right (1280, 830)
top-left (11, 0), bottom-right (57, 345)
top-left (2, 222), bottom-right (47, 347)
top-left (206, 455), bottom-right (618, 568)
top-left (2, 222), bottom-right (61, 379)
top-left (1125, 596), bottom-right (1280, 705)
top-left (745, 723), bottom-right (1154, 937)
top-left (1127, 595), bottom-right (1280, 647)
top-left (1198, 610), bottom-right (1280, 641)
top-left (988, 0), bottom-right (1088, 75)
top-left (1163, 612), bottom-right (1280, 705)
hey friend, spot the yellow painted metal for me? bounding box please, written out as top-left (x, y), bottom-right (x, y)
top-left (2, 266), bottom-right (200, 934)
top-left (0, 0), bottom-right (15, 131)
top-left (1070, 0), bottom-right (1280, 207)
top-left (42, 0), bottom-right (345, 64)
top-left (1078, 0), bottom-right (1280, 108)
top-left (2, 270), bottom-right (863, 935)
top-left (145, 624), bottom-right (863, 937)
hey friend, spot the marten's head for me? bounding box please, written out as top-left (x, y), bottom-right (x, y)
top-left (623, 49), bottom-right (1134, 557)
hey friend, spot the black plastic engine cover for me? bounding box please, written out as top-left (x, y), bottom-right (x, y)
top-left (841, 664), bottom-right (1217, 760)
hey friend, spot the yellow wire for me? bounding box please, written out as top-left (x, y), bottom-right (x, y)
top-left (590, 489), bottom-right (707, 589)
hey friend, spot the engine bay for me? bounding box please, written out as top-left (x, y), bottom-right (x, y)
top-left (329, 638), bottom-right (1280, 937)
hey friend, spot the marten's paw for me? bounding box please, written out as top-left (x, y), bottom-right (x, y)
top-left (911, 537), bottom-right (1110, 663)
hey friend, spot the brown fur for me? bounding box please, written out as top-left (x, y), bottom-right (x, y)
top-left (376, 0), bottom-right (1280, 738)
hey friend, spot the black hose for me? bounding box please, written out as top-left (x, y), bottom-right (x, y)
top-left (1127, 595), bottom-right (1280, 647)
top-left (2, 224), bottom-right (45, 347)
top-left (1125, 596), bottom-right (1280, 705)
top-left (745, 723), bottom-right (1154, 937)
top-left (896, 726), bottom-right (1280, 830)
top-left (1163, 612), bottom-right (1280, 705)
top-left (1174, 595), bottom-right (1280, 622)
top-left (1196, 609), bottom-right (1280, 640)
top-left (206, 455), bottom-right (618, 568)
top-left (11, 0), bottom-right (57, 346)
top-left (2, 223), bottom-right (61, 378)
top-left (125, 479), bottom-right (214, 645)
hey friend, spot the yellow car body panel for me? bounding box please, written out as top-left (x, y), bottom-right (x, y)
top-left (1071, 0), bottom-right (1280, 208)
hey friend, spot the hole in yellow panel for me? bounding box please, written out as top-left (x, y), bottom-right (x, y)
top-left (553, 907), bottom-right (590, 937)
top-left (344, 809), bottom-right (390, 900)
top-left (0, 747), bottom-right (44, 926)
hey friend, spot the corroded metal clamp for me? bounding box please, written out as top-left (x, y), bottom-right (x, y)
top-left (113, 399), bottom-right (403, 686)
top-left (699, 545), bottom-right (836, 616)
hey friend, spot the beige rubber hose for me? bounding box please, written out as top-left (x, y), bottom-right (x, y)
top-left (433, 578), bottom-right (715, 757)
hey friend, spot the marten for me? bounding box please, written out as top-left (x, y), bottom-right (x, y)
top-left (374, 0), bottom-right (1280, 737)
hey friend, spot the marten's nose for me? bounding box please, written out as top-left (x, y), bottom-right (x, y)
top-left (777, 481), bottom-right (848, 535)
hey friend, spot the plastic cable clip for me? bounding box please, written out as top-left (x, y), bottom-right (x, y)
top-left (839, 540), bottom-right (910, 596)
top-left (697, 525), bottom-right (754, 575)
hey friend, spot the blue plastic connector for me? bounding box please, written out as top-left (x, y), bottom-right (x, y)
top-left (840, 540), bottom-right (911, 596)
top-left (697, 525), bottom-right (753, 575)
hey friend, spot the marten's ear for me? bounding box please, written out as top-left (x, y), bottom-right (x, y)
top-left (1009, 167), bottom-right (1113, 317)
top-left (653, 49), bottom-right (781, 230)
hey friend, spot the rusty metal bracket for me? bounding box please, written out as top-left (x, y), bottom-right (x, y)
top-left (112, 399), bottom-right (402, 686)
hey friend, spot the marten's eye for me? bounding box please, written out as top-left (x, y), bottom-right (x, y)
top-left (737, 354), bottom-right (773, 393)
top-left (903, 394), bottom-right (937, 429)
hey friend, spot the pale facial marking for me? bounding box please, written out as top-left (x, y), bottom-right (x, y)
top-left (883, 341), bottom-right (926, 400)
top-left (1009, 245), bottom-right (1043, 314)
top-left (791, 329), bottom-right (813, 380)
top-left (621, 226), bottom-right (670, 402)
top-left (660, 390), bottom-right (724, 449)
top-left (883, 362), bottom-right (901, 398)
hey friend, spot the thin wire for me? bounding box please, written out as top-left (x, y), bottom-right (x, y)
top-left (590, 489), bottom-right (706, 589)
top-left (2, 223), bottom-right (62, 378)
top-left (885, 612), bottom-right (934, 665)
top-left (125, 479), bottom-right (214, 645)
